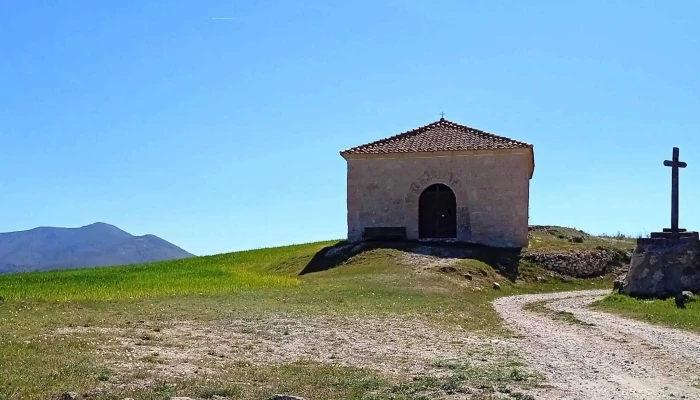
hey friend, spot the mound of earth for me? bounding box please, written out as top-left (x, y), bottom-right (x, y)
top-left (308, 225), bottom-right (635, 280)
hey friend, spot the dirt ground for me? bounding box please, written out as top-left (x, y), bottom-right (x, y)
top-left (50, 289), bottom-right (700, 399)
top-left (494, 290), bottom-right (700, 400)
top-left (55, 314), bottom-right (520, 393)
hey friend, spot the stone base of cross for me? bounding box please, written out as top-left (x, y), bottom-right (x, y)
top-left (648, 231), bottom-right (698, 240)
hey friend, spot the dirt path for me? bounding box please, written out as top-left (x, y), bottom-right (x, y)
top-left (494, 290), bottom-right (700, 400)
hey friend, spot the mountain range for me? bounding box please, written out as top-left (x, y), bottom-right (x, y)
top-left (0, 222), bottom-right (195, 274)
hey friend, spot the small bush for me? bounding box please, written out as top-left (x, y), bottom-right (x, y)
top-left (569, 235), bottom-right (584, 243)
top-left (95, 367), bottom-right (113, 382)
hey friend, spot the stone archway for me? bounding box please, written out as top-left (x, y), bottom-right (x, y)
top-left (418, 183), bottom-right (457, 239)
top-left (405, 170), bottom-right (470, 241)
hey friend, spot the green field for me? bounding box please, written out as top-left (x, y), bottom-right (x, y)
top-left (0, 242), bottom-right (323, 302)
top-left (0, 236), bottom-right (616, 400)
top-left (593, 293), bottom-right (700, 333)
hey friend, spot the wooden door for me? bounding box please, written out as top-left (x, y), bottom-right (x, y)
top-left (418, 184), bottom-right (457, 239)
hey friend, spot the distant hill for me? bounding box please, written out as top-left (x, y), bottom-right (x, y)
top-left (0, 222), bottom-right (195, 274)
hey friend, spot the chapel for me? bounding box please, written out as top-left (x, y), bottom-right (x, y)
top-left (339, 117), bottom-right (535, 248)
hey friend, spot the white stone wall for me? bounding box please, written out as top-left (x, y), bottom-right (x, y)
top-left (344, 149), bottom-right (533, 248)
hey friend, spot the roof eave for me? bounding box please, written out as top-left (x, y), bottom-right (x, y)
top-left (341, 146), bottom-right (533, 160)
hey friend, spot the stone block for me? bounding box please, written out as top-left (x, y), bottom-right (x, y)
top-left (622, 234), bottom-right (700, 298)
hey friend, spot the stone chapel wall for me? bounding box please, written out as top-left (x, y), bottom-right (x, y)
top-left (345, 149), bottom-right (531, 248)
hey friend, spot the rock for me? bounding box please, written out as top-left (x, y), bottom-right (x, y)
top-left (493, 282), bottom-right (501, 290)
top-left (511, 394), bottom-right (536, 400)
top-left (439, 266), bottom-right (457, 273)
top-left (682, 291), bottom-right (696, 302)
top-left (50, 393), bottom-right (78, 400)
top-left (536, 276), bottom-right (546, 283)
top-left (623, 237), bottom-right (700, 298)
top-left (613, 280), bottom-right (623, 292)
top-left (83, 388), bottom-right (107, 398)
top-left (675, 293), bottom-right (688, 308)
top-left (463, 273), bottom-right (473, 280)
top-left (522, 248), bottom-right (628, 278)
top-left (274, 395), bottom-right (306, 400)
top-left (613, 274), bottom-right (626, 293)
top-left (675, 291), bottom-right (695, 308)
top-left (170, 398), bottom-right (196, 400)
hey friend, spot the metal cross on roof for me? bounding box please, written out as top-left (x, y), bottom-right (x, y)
top-left (439, 112), bottom-right (445, 120)
top-left (663, 147), bottom-right (688, 234)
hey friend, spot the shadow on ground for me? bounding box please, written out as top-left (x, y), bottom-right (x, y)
top-left (300, 240), bottom-right (523, 281)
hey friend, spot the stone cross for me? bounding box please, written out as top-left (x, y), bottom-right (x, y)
top-left (663, 147), bottom-right (687, 233)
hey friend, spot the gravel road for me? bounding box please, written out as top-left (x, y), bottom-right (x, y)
top-left (493, 290), bottom-right (700, 400)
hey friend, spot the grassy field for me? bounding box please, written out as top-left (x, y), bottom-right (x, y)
top-left (0, 242), bottom-right (320, 302)
top-left (0, 236), bottom-right (615, 400)
top-left (592, 293), bottom-right (700, 333)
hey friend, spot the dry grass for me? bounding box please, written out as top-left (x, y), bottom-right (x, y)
top-left (526, 226), bottom-right (635, 252)
top-left (52, 315), bottom-right (519, 388)
top-left (524, 300), bottom-right (596, 327)
top-left (0, 235), bottom-right (616, 399)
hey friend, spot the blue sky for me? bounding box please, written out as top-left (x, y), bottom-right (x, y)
top-left (1, 1), bottom-right (699, 256)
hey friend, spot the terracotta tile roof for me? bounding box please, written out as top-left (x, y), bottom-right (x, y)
top-left (340, 118), bottom-right (532, 156)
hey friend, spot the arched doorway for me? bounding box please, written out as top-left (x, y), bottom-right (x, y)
top-left (419, 183), bottom-right (457, 239)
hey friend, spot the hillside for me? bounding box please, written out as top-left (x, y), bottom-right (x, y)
top-left (0, 222), bottom-right (194, 274)
top-left (0, 226), bottom-right (640, 399)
